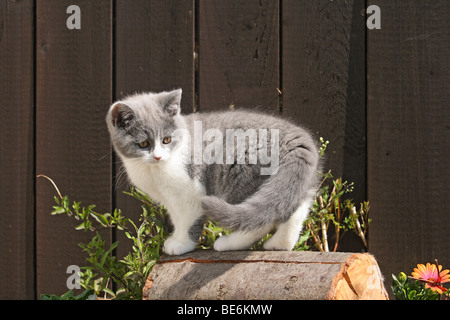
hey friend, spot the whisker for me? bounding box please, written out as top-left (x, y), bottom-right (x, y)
top-left (98, 150), bottom-right (113, 161)
top-left (113, 165), bottom-right (130, 191)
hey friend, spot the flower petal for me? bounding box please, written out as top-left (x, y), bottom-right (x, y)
top-left (411, 271), bottom-right (422, 280)
top-left (440, 275), bottom-right (450, 284)
top-left (418, 264), bottom-right (427, 273)
top-left (440, 269), bottom-right (449, 276)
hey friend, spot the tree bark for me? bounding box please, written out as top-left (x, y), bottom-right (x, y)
top-left (143, 250), bottom-right (388, 300)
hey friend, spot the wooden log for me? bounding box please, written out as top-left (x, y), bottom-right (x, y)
top-left (143, 251), bottom-right (388, 300)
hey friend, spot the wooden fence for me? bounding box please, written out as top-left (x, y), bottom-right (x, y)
top-left (1, 0), bottom-right (449, 299)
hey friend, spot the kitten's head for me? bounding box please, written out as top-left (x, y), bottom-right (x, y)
top-left (106, 89), bottom-right (185, 164)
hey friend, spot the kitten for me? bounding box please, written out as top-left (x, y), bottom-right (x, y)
top-left (106, 89), bottom-right (320, 255)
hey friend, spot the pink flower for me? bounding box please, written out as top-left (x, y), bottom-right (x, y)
top-left (411, 262), bottom-right (450, 294)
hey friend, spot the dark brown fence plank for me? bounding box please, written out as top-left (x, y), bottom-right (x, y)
top-left (367, 1), bottom-right (450, 283)
top-left (0, 0), bottom-right (35, 300)
top-left (36, 0), bottom-right (112, 297)
top-left (115, 0), bottom-right (195, 110)
top-left (114, 0), bottom-right (195, 259)
top-left (282, 0), bottom-right (367, 251)
top-left (198, 0), bottom-right (279, 112)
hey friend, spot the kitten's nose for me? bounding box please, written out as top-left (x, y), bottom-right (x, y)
top-left (153, 155), bottom-right (162, 161)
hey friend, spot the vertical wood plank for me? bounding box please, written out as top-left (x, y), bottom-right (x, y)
top-left (367, 1), bottom-right (450, 283)
top-left (198, 0), bottom-right (279, 112)
top-left (36, 0), bottom-right (112, 296)
top-left (0, 0), bottom-right (35, 299)
top-left (114, 0), bottom-right (195, 258)
top-left (115, 0), bottom-right (195, 110)
top-left (282, 0), bottom-right (367, 251)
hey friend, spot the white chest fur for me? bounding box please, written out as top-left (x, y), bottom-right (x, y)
top-left (122, 156), bottom-right (203, 206)
top-left (120, 145), bottom-right (206, 256)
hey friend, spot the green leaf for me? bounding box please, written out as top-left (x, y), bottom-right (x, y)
top-left (51, 206), bottom-right (65, 215)
top-left (408, 290), bottom-right (417, 300)
top-left (102, 287), bottom-right (116, 298)
top-left (74, 289), bottom-right (95, 300)
top-left (75, 222), bottom-right (87, 230)
top-left (123, 270), bottom-right (136, 279)
top-left (100, 241), bottom-right (119, 266)
top-left (62, 196), bottom-right (69, 209)
top-left (40, 289), bottom-right (95, 300)
top-left (90, 212), bottom-right (109, 227)
top-left (125, 231), bottom-right (133, 240)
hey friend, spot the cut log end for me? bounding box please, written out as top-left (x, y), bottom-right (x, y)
top-left (143, 250), bottom-right (388, 300)
top-left (328, 253), bottom-right (388, 300)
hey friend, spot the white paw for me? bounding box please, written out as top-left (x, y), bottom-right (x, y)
top-left (214, 235), bottom-right (249, 251)
top-left (213, 236), bottom-right (232, 251)
top-left (163, 237), bottom-right (196, 255)
top-left (263, 235), bottom-right (293, 251)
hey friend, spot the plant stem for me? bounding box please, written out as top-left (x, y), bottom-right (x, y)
top-left (37, 174), bottom-right (63, 199)
top-left (333, 197), bottom-right (341, 252)
top-left (317, 195), bottom-right (329, 252)
top-left (350, 206), bottom-right (368, 248)
top-left (321, 220), bottom-right (329, 252)
top-left (307, 222), bottom-right (323, 252)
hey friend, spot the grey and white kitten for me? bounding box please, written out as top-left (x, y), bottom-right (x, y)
top-left (106, 89), bottom-right (320, 255)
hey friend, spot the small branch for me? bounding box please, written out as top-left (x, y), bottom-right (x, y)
top-left (321, 220), bottom-right (329, 252)
top-left (315, 170), bottom-right (332, 198)
top-left (333, 197), bottom-right (341, 252)
top-left (307, 222), bottom-right (323, 252)
top-left (136, 221), bottom-right (147, 266)
top-left (36, 174), bottom-right (63, 199)
top-left (350, 206), bottom-right (368, 248)
top-left (317, 195), bottom-right (329, 252)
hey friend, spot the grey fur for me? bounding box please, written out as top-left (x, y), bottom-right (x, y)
top-left (188, 215), bottom-right (206, 241)
top-left (107, 89), bottom-right (320, 241)
top-left (183, 110), bottom-right (320, 231)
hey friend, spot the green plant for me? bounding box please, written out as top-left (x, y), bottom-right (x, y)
top-left (294, 138), bottom-right (371, 252)
top-left (198, 220), bottom-right (230, 249)
top-left (41, 289), bottom-right (95, 300)
top-left (391, 272), bottom-right (440, 300)
top-left (39, 175), bottom-right (169, 300)
top-left (392, 261), bottom-right (450, 300)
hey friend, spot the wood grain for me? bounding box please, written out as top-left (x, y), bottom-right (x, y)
top-left (198, 0), bottom-right (280, 112)
top-left (36, 0), bottom-right (112, 296)
top-left (0, 0), bottom-right (35, 299)
top-left (367, 1), bottom-right (450, 286)
top-left (282, 0), bottom-right (367, 251)
top-left (115, 0), bottom-right (195, 110)
top-left (144, 250), bottom-right (388, 300)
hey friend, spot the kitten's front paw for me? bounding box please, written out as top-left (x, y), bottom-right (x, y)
top-left (163, 237), bottom-right (196, 255)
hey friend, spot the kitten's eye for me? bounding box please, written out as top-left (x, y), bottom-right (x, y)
top-left (137, 140), bottom-right (149, 148)
top-left (162, 136), bottom-right (172, 144)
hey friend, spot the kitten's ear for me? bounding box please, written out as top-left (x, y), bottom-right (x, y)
top-left (109, 102), bottom-right (135, 129)
top-left (161, 89), bottom-right (182, 116)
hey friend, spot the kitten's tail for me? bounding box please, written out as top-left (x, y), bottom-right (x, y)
top-left (201, 140), bottom-right (320, 231)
